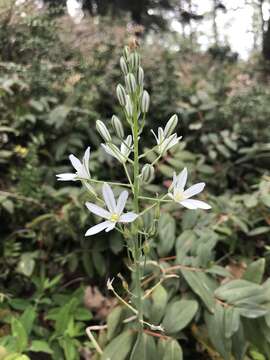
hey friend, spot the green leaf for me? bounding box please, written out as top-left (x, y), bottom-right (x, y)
top-left (11, 318), bottom-right (28, 353)
top-left (248, 227), bottom-right (270, 237)
top-left (243, 259), bottom-right (265, 284)
top-left (205, 304), bottom-right (232, 360)
top-left (16, 253), bottom-right (36, 277)
top-left (59, 337), bottom-right (78, 360)
top-left (93, 252), bottom-right (106, 277)
top-left (162, 299), bottom-right (198, 334)
top-left (130, 333), bottom-right (157, 360)
top-left (101, 331), bottom-right (135, 360)
top-left (157, 213), bottom-right (175, 256)
top-left (163, 339), bottom-right (183, 360)
top-left (74, 307), bottom-right (92, 321)
top-left (20, 306), bottom-right (36, 335)
top-left (181, 270), bottom-right (216, 313)
top-left (107, 306), bottom-right (125, 341)
top-left (29, 340), bottom-right (53, 354)
top-left (149, 284), bottom-right (168, 324)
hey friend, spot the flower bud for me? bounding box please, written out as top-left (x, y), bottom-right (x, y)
top-left (141, 164), bottom-right (155, 184)
top-left (111, 115), bottom-right (124, 138)
top-left (129, 52), bottom-right (140, 70)
top-left (164, 114), bottom-right (178, 137)
top-left (137, 67), bottom-right (144, 87)
top-left (125, 73), bottom-right (137, 94)
top-left (125, 95), bottom-right (133, 117)
top-left (123, 46), bottom-right (130, 61)
top-left (96, 120), bottom-right (111, 142)
top-left (141, 90), bottom-right (150, 113)
top-left (116, 84), bottom-right (127, 107)
top-left (120, 56), bottom-right (128, 75)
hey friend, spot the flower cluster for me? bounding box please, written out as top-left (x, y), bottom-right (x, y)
top-left (57, 45), bottom-right (211, 233)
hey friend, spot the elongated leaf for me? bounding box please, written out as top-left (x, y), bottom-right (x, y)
top-left (181, 270), bottom-right (215, 313)
top-left (162, 299), bottom-right (198, 334)
top-left (149, 284), bottom-right (168, 324)
top-left (130, 333), bottom-right (157, 360)
top-left (243, 259), bottom-right (265, 284)
top-left (11, 318), bottom-right (28, 353)
top-left (29, 340), bottom-right (53, 354)
top-left (157, 213), bottom-right (176, 256)
top-left (101, 331), bottom-right (135, 360)
top-left (20, 306), bottom-right (36, 335)
top-left (107, 306), bottom-right (125, 341)
top-left (163, 339), bottom-right (183, 360)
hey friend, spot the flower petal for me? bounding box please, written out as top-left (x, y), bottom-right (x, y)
top-left (180, 199), bottom-right (211, 210)
top-left (69, 154), bottom-right (82, 172)
top-left (183, 182), bottom-right (205, 199)
top-left (116, 190), bottom-right (128, 215)
top-left (102, 183), bottom-right (116, 212)
top-left (85, 221), bottom-right (112, 236)
top-left (176, 168), bottom-right (188, 190)
top-left (105, 222), bottom-right (116, 232)
top-left (119, 212), bottom-right (138, 223)
top-left (83, 147), bottom-right (91, 177)
top-left (56, 173), bottom-right (77, 181)
top-left (85, 202), bottom-right (110, 219)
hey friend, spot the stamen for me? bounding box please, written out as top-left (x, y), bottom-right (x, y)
top-left (110, 213), bottom-right (119, 222)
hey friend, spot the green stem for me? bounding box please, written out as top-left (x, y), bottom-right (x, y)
top-left (132, 102), bottom-right (143, 332)
top-left (81, 178), bottom-right (131, 188)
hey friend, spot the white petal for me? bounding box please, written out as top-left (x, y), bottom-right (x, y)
top-left (119, 212), bottom-right (138, 223)
top-left (83, 147), bottom-right (91, 177)
top-left (116, 190), bottom-right (128, 215)
top-left (85, 221), bottom-right (112, 236)
top-left (176, 168), bottom-right (188, 190)
top-left (69, 154), bottom-right (82, 172)
top-left (183, 182), bottom-right (205, 199)
top-left (105, 222), bottom-right (116, 232)
top-left (180, 199), bottom-right (211, 210)
top-left (56, 173), bottom-right (77, 181)
top-left (85, 202), bottom-right (110, 219)
top-left (102, 183), bottom-right (116, 212)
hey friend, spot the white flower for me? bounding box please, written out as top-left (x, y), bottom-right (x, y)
top-left (168, 168), bottom-right (211, 210)
top-left (56, 147), bottom-right (91, 181)
top-left (101, 135), bottom-right (133, 163)
top-left (85, 184), bottom-right (138, 236)
top-left (151, 127), bottom-right (181, 155)
top-left (66, 0), bottom-right (84, 24)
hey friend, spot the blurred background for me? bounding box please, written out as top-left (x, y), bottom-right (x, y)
top-left (0, 0), bottom-right (270, 359)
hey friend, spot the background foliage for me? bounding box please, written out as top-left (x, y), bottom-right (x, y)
top-left (0, 2), bottom-right (270, 359)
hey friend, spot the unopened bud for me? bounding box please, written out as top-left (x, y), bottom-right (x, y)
top-left (116, 84), bottom-right (127, 107)
top-left (141, 90), bottom-right (150, 113)
top-left (125, 95), bottom-right (133, 117)
top-left (120, 56), bottom-right (128, 75)
top-left (143, 241), bottom-right (151, 255)
top-left (164, 114), bottom-right (178, 137)
top-left (137, 67), bottom-right (144, 87)
top-left (96, 120), bottom-right (111, 142)
top-left (141, 164), bottom-right (155, 184)
top-left (125, 73), bottom-right (137, 94)
top-left (111, 115), bottom-right (124, 138)
top-left (123, 46), bottom-right (130, 61)
top-left (129, 52), bottom-right (140, 70)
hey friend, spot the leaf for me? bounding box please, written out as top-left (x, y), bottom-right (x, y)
top-left (224, 307), bottom-right (240, 339)
top-left (11, 318), bottom-right (28, 353)
top-left (243, 259), bottom-right (265, 284)
top-left (181, 270), bottom-right (216, 313)
top-left (107, 306), bottom-right (125, 341)
top-left (163, 339), bottom-right (183, 360)
top-left (205, 305), bottom-right (231, 360)
top-left (74, 307), bottom-right (92, 321)
top-left (59, 337), bottom-right (78, 360)
top-left (149, 284), bottom-right (168, 324)
top-left (130, 333), bottom-right (157, 360)
top-left (206, 265), bottom-right (232, 278)
top-left (162, 299), bottom-right (198, 334)
top-left (20, 306), bottom-right (36, 335)
top-left (101, 331), bottom-right (135, 360)
top-left (248, 227), bottom-right (270, 237)
top-left (157, 213), bottom-right (176, 256)
top-left (16, 253), bottom-right (36, 277)
top-left (29, 340), bottom-right (53, 354)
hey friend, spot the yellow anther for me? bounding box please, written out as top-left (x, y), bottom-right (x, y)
top-left (174, 191), bottom-right (185, 202)
top-left (110, 213), bottom-right (119, 222)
